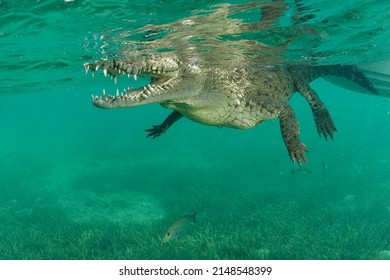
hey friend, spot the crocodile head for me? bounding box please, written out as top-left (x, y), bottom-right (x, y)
top-left (84, 55), bottom-right (206, 109)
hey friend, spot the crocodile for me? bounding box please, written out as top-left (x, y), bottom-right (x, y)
top-left (84, 3), bottom-right (377, 165)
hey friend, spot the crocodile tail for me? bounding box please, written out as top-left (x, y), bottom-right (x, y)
top-left (289, 64), bottom-right (378, 95)
top-left (322, 65), bottom-right (378, 95)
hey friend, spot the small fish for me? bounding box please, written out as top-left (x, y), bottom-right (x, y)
top-left (290, 168), bottom-right (312, 175)
top-left (162, 212), bottom-right (197, 243)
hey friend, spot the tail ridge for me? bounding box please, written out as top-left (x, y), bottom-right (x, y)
top-left (329, 65), bottom-right (378, 95)
top-left (288, 64), bottom-right (378, 95)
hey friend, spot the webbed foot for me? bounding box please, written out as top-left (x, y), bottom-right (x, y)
top-left (286, 138), bottom-right (309, 166)
top-left (279, 104), bottom-right (309, 165)
top-left (145, 111), bottom-right (183, 139)
top-left (313, 108), bottom-right (337, 140)
top-left (145, 125), bottom-right (166, 139)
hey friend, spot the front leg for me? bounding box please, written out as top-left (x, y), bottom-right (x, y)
top-left (145, 110), bottom-right (183, 139)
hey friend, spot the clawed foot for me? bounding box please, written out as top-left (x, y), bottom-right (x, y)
top-left (145, 125), bottom-right (166, 139)
top-left (287, 138), bottom-right (309, 166)
top-left (313, 108), bottom-right (337, 140)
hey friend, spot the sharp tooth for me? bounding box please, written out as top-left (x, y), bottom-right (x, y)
top-left (91, 94), bottom-right (94, 98)
top-left (95, 65), bottom-right (100, 71)
top-left (91, 71), bottom-right (95, 78)
top-left (127, 74), bottom-right (130, 78)
top-left (103, 89), bottom-right (106, 96)
top-left (133, 74), bottom-right (137, 80)
top-left (114, 76), bottom-right (118, 84)
top-left (116, 89), bottom-right (120, 97)
top-left (103, 69), bottom-right (108, 77)
top-left (141, 93), bottom-right (148, 99)
top-left (147, 84), bottom-right (153, 95)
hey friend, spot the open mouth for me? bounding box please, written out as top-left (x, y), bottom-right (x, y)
top-left (83, 57), bottom-right (180, 108)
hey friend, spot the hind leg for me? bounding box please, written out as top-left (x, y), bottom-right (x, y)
top-left (254, 96), bottom-right (308, 165)
top-left (296, 82), bottom-right (337, 140)
top-left (279, 105), bottom-right (308, 165)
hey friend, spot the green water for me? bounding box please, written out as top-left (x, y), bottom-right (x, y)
top-left (0, 0), bottom-right (389, 260)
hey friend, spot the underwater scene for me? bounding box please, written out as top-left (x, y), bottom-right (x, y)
top-left (0, 0), bottom-right (389, 260)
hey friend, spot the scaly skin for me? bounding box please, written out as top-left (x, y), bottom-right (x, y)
top-left (84, 4), bottom-right (377, 165)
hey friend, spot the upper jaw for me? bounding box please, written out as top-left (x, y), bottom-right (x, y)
top-left (84, 56), bottom-right (181, 108)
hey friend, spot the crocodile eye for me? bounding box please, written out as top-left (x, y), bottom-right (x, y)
top-left (167, 232), bottom-right (171, 236)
